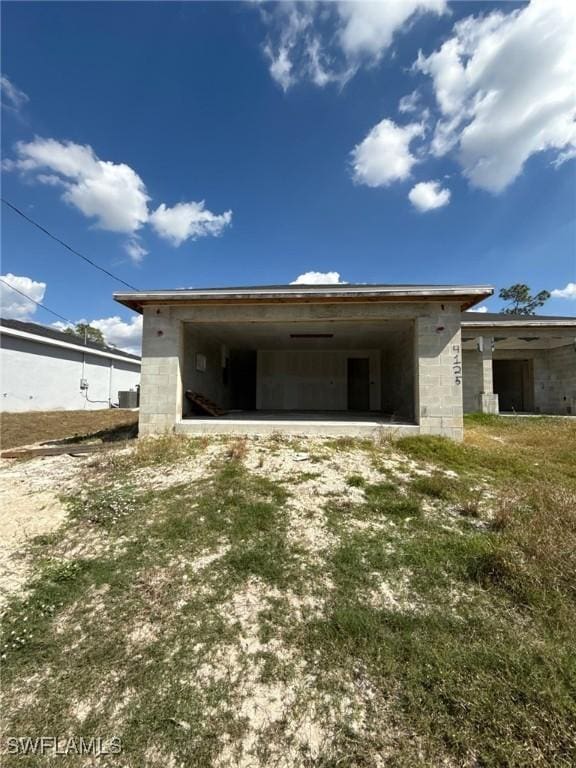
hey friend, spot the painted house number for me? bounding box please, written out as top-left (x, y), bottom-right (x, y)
top-left (452, 344), bottom-right (462, 385)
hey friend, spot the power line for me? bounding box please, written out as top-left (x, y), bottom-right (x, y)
top-left (1, 197), bottom-right (139, 291)
top-left (0, 277), bottom-right (75, 326)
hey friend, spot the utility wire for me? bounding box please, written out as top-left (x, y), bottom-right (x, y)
top-left (0, 277), bottom-right (75, 326)
top-left (1, 197), bottom-right (139, 291)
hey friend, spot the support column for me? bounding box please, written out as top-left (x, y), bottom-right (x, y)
top-left (138, 306), bottom-right (183, 436)
top-left (414, 308), bottom-right (464, 441)
top-left (477, 336), bottom-right (499, 414)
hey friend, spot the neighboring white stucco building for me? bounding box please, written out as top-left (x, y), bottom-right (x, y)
top-left (0, 318), bottom-right (141, 412)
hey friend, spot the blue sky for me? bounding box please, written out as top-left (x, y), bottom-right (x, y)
top-left (1, 0), bottom-right (575, 351)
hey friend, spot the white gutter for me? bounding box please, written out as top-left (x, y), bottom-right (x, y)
top-left (0, 326), bottom-right (141, 366)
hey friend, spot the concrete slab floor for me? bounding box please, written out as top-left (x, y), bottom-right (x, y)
top-left (177, 411), bottom-right (419, 437)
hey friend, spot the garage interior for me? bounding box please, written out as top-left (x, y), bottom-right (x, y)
top-left (181, 319), bottom-right (416, 424)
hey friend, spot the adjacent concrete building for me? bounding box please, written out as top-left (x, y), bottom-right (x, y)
top-left (461, 312), bottom-right (576, 416)
top-left (0, 318), bottom-right (141, 412)
top-left (113, 283), bottom-right (576, 440)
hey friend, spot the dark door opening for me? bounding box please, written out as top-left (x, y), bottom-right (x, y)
top-left (493, 359), bottom-right (534, 412)
top-left (347, 358), bottom-right (370, 411)
top-left (229, 350), bottom-right (257, 410)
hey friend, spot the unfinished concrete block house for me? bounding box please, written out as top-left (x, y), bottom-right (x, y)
top-left (114, 284), bottom-right (576, 440)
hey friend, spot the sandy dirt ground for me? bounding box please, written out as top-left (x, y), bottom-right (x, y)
top-left (0, 454), bottom-right (87, 606)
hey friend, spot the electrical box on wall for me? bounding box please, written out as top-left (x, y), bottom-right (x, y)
top-left (80, 378), bottom-right (89, 390)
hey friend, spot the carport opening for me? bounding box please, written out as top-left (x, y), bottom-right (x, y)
top-left (493, 359), bottom-right (535, 412)
top-left (181, 319), bottom-right (416, 423)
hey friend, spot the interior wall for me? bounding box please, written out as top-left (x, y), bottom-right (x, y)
top-left (256, 349), bottom-right (381, 411)
top-left (182, 329), bottom-right (229, 412)
top-left (380, 325), bottom-right (415, 420)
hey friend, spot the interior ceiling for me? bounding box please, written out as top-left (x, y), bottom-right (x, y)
top-left (183, 320), bottom-right (412, 350)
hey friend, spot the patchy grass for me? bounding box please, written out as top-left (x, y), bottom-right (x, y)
top-left (411, 472), bottom-right (456, 499)
top-left (88, 433), bottom-right (208, 476)
top-left (2, 419), bottom-right (576, 767)
top-left (0, 409), bottom-right (139, 450)
top-left (397, 415), bottom-right (576, 487)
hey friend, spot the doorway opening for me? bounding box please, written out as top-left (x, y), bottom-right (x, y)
top-left (347, 357), bottom-right (370, 411)
top-left (493, 359), bottom-right (534, 412)
top-left (229, 350), bottom-right (257, 410)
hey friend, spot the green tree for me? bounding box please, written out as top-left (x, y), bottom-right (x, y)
top-left (64, 322), bottom-right (106, 346)
top-left (498, 284), bottom-right (550, 315)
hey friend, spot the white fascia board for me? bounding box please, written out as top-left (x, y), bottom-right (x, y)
top-left (462, 319), bottom-right (576, 328)
top-left (0, 326), bottom-right (141, 366)
top-left (115, 285), bottom-right (493, 300)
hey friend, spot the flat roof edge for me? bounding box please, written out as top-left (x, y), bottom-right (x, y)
top-left (114, 285), bottom-right (494, 313)
top-left (462, 318), bottom-right (576, 328)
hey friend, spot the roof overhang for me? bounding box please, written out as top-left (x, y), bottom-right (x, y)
top-left (462, 317), bottom-right (576, 332)
top-left (114, 284), bottom-right (494, 313)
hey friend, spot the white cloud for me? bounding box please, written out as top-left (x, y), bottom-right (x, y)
top-left (0, 275), bottom-right (142, 353)
top-left (0, 75), bottom-right (29, 111)
top-left (337, 0), bottom-right (445, 59)
top-left (149, 202), bottom-right (232, 247)
top-left (124, 238), bottom-right (148, 264)
top-left (265, 42), bottom-right (295, 91)
top-left (416, 0), bottom-right (576, 192)
top-left (7, 138), bottom-right (150, 233)
top-left (551, 282), bottom-right (576, 300)
top-left (88, 315), bottom-right (143, 355)
top-left (468, 305), bottom-right (489, 313)
top-left (398, 90), bottom-right (421, 114)
top-left (290, 271), bottom-right (345, 285)
top-left (351, 119), bottom-right (424, 187)
top-left (260, 1), bottom-right (446, 90)
top-left (53, 314), bottom-right (143, 355)
top-left (4, 137), bottom-right (233, 251)
top-left (0, 273), bottom-right (46, 320)
top-left (408, 180), bottom-right (451, 211)
top-left (263, 4), bottom-right (352, 91)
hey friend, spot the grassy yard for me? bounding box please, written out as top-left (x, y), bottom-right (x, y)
top-left (0, 409), bottom-right (139, 450)
top-left (1, 416), bottom-right (575, 766)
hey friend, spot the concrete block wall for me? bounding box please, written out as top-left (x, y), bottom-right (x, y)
top-left (546, 343), bottom-right (576, 414)
top-left (139, 306), bottom-right (183, 435)
top-left (462, 342), bottom-right (498, 414)
top-left (463, 350), bottom-right (483, 412)
top-left (476, 343), bottom-right (576, 414)
top-left (380, 325), bottom-right (414, 420)
top-left (414, 307), bottom-right (464, 440)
